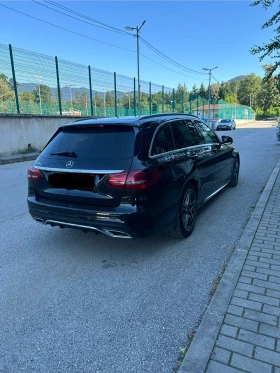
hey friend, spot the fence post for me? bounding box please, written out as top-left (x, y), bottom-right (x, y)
top-left (9, 44), bottom-right (20, 114)
top-left (114, 72), bottom-right (117, 117)
top-left (55, 56), bottom-right (62, 115)
top-left (149, 82), bottom-right (152, 114)
top-left (133, 78), bottom-right (136, 116)
top-left (172, 89), bottom-right (175, 113)
top-left (88, 65), bottom-right (93, 116)
top-left (182, 91), bottom-right (184, 113)
top-left (202, 99), bottom-right (204, 118)
top-left (162, 85), bottom-right (164, 113)
top-left (197, 94), bottom-right (199, 116)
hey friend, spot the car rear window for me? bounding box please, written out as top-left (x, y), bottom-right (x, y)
top-left (220, 119), bottom-right (231, 123)
top-left (41, 125), bottom-right (135, 160)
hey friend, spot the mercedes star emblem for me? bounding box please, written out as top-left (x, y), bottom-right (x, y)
top-left (66, 160), bottom-right (74, 168)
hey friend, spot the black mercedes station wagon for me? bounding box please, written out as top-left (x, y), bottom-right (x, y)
top-left (27, 114), bottom-right (240, 239)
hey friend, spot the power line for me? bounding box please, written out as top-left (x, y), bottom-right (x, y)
top-left (211, 74), bottom-right (220, 84)
top-left (1, 1), bottom-right (216, 83)
top-left (31, 0), bottom-right (130, 35)
top-left (0, 3), bottom-right (134, 52)
top-left (140, 53), bottom-right (209, 81)
top-left (34, 0), bottom-right (209, 78)
top-left (140, 37), bottom-right (208, 75)
top-left (45, 0), bottom-right (129, 35)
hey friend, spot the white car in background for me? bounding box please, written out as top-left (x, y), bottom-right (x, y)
top-left (216, 119), bottom-right (236, 131)
top-left (276, 120), bottom-right (280, 141)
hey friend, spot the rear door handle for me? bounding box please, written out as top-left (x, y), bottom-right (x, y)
top-left (189, 154), bottom-right (198, 160)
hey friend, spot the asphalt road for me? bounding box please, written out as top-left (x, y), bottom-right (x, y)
top-left (0, 121), bottom-right (279, 373)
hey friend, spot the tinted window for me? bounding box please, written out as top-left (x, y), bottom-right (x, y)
top-left (151, 123), bottom-right (174, 155)
top-left (171, 120), bottom-right (204, 149)
top-left (220, 119), bottom-right (231, 123)
top-left (194, 121), bottom-right (219, 144)
top-left (41, 125), bottom-right (135, 160)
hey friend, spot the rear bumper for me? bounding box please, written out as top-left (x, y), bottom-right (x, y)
top-left (27, 197), bottom-right (156, 238)
top-left (216, 126), bottom-right (231, 130)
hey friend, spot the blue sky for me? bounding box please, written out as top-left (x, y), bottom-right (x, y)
top-left (0, 1), bottom-right (278, 90)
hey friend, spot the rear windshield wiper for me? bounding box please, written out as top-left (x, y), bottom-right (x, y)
top-left (50, 151), bottom-right (78, 158)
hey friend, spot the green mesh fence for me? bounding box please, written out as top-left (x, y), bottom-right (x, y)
top-left (0, 43), bottom-right (175, 117)
top-left (217, 100), bottom-right (253, 120)
top-left (0, 43), bottom-right (253, 120)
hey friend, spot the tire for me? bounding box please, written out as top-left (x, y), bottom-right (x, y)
top-left (170, 183), bottom-right (198, 238)
top-left (228, 158), bottom-right (239, 187)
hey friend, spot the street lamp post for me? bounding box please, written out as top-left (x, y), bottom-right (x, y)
top-left (124, 93), bottom-right (131, 114)
top-left (66, 84), bottom-right (76, 112)
top-left (103, 89), bottom-right (106, 117)
top-left (125, 20), bottom-right (146, 116)
top-left (35, 75), bottom-right (42, 115)
top-left (202, 66), bottom-right (217, 120)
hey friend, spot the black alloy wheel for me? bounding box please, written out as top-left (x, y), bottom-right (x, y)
top-left (171, 183), bottom-right (198, 238)
top-left (228, 158), bottom-right (239, 187)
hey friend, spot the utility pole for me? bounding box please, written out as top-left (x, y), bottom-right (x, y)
top-left (202, 66), bottom-right (218, 120)
top-left (66, 84), bottom-right (76, 111)
top-left (35, 75), bottom-right (42, 115)
top-left (125, 20), bottom-right (146, 116)
top-left (103, 89), bottom-right (106, 117)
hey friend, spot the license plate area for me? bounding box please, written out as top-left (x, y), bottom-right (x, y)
top-left (48, 172), bottom-right (95, 191)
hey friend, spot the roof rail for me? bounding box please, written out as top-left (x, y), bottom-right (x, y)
top-left (139, 113), bottom-right (199, 120)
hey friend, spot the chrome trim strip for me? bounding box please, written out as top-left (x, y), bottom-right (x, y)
top-left (43, 219), bottom-right (132, 239)
top-left (205, 183), bottom-right (228, 202)
top-left (33, 166), bottom-right (124, 174)
top-left (148, 117), bottom-right (221, 159)
top-left (149, 143), bottom-right (220, 160)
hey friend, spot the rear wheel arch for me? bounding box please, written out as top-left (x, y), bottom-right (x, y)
top-left (228, 155), bottom-right (240, 187)
top-left (168, 180), bottom-right (198, 239)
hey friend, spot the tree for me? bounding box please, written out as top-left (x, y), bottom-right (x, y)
top-left (250, 0), bottom-right (280, 76)
top-left (199, 83), bottom-right (207, 98)
top-left (219, 82), bottom-right (231, 100)
top-left (224, 94), bottom-right (236, 104)
top-left (0, 75), bottom-right (14, 101)
top-left (74, 88), bottom-right (89, 107)
top-left (0, 73), bottom-right (14, 90)
top-left (189, 85), bottom-right (198, 101)
top-left (32, 84), bottom-right (52, 104)
top-left (93, 91), bottom-right (103, 108)
top-left (237, 74), bottom-right (261, 107)
top-left (19, 91), bottom-right (35, 102)
top-left (174, 83), bottom-right (189, 112)
top-left (105, 91), bottom-right (114, 107)
top-left (210, 83), bottom-right (220, 101)
top-left (256, 64), bottom-right (280, 111)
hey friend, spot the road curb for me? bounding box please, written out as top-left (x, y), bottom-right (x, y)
top-left (177, 158), bottom-right (280, 373)
top-left (0, 153), bottom-right (39, 165)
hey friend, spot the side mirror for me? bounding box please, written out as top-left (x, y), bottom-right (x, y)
top-left (221, 135), bottom-right (233, 144)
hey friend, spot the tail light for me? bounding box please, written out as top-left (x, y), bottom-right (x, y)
top-left (27, 166), bottom-right (43, 182)
top-left (105, 169), bottom-right (161, 190)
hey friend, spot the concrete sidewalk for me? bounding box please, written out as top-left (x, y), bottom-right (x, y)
top-left (179, 159), bottom-right (280, 373)
top-left (0, 152), bottom-right (39, 165)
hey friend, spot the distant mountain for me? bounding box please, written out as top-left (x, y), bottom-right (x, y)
top-left (227, 75), bottom-right (247, 83)
top-left (17, 83), bottom-right (132, 101)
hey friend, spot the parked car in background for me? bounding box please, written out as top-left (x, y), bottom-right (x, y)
top-left (27, 114), bottom-right (240, 239)
top-left (204, 119), bottom-right (219, 130)
top-left (276, 120), bottom-right (280, 141)
top-left (216, 119), bottom-right (236, 131)
top-left (265, 116), bottom-right (278, 121)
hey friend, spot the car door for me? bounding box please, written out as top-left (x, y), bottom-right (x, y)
top-left (170, 119), bottom-right (218, 203)
top-left (194, 120), bottom-right (233, 190)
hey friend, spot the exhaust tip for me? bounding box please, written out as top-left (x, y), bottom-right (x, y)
top-left (103, 229), bottom-right (132, 238)
top-left (33, 217), bottom-right (44, 223)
